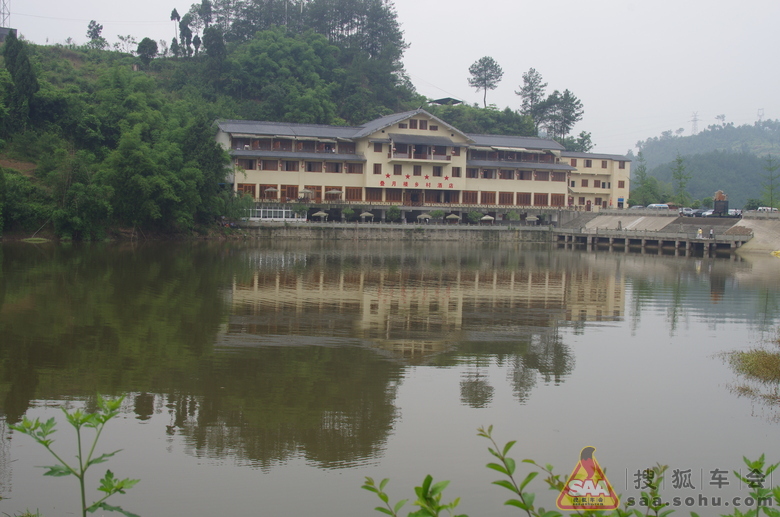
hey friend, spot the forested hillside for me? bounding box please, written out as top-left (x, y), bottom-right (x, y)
top-left (630, 120), bottom-right (780, 208)
top-left (0, 0), bottom-right (587, 239)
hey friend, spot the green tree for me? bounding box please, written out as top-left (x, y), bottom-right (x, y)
top-left (386, 205), bottom-right (400, 222)
top-left (516, 68), bottom-right (547, 133)
top-left (86, 20), bottom-right (107, 50)
top-left (670, 152), bottom-right (691, 206)
top-left (559, 130), bottom-right (593, 152)
top-left (467, 211), bottom-right (483, 224)
top-left (468, 56), bottom-right (503, 108)
top-left (760, 154), bottom-right (780, 208)
top-left (429, 209), bottom-right (445, 224)
top-left (170, 8), bottom-right (181, 39)
top-left (2, 31), bottom-right (39, 131)
top-left (136, 38), bottom-right (158, 66)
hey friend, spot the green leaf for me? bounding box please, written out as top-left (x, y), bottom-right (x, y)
top-left (379, 478), bottom-right (389, 491)
top-left (41, 464), bottom-right (73, 477)
top-left (393, 499), bottom-right (408, 513)
top-left (87, 450), bottom-right (122, 467)
top-left (486, 462), bottom-right (509, 475)
top-left (420, 474), bottom-right (433, 495)
top-left (430, 480), bottom-right (450, 497)
top-left (502, 440), bottom-right (516, 456)
top-left (373, 507), bottom-right (393, 516)
top-left (505, 498), bottom-right (529, 510)
top-left (88, 502), bottom-right (140, 517)
top-left (378, 492), bottom-right (388, 504)
top-left (505, 457), bottom-right (516, 475)
top-left (491, 479), bottom-right (516, 492)
top-left (519, 471), bottom-right (539, 491)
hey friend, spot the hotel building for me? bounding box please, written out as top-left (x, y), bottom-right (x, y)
top-left (216, 109), bottom-right (631, 219)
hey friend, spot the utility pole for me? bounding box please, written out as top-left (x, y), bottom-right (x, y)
top-left (0, 0), bottom-right (9, 28)
top-left (690, 111), bottom-right (699, 135)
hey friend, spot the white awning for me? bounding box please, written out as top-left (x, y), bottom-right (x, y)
top-left (492, 146), bottom-right (527, 152)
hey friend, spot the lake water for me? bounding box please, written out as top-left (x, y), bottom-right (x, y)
top-left (1, 241), bottom-right (779, 516)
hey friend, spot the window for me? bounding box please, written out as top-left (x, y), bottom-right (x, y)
top-left (618, 180), bottom-right (625, 188)
top-left (533, 193), bottom-right (549, 206)
top-left (551, 172), bottom-right (566, 182)
top-left (462, 191), bottom-right (478, 204)
top-left (419, 120), bottom-right (428, 130)
top-left (451, 167), bottom-right (461, 177)
top-left (237, 184), bottom-right (256, 198)
top-left (578, 196), bottom-right (586, 205)
top-left (601, 160), bottom-right (608, 168)
top-left (571, 181), bottom-right (576, 188)
top-left (398, 123), bottom-right (408, 129)
top-left (499, 192), bottom-right (513, 205)
top-left (570, 158), bottom-right (577, 167)
top-left (366, 188), bottom-right (382, 201)
top-left (261, 160), bottom-right (278, 171)
top-left (619, 161), bottom-right (626, 169)
top-left (535, 171), bottom-right (549, 181)
top-left (594, 180), bottom-right (601, 188)
top-left (433, 166), bottom-right (442, 177)
top-left (581, 179), bottom-right (589, 187)
top-left (345, 163), bottom-right (363, 174)
top-left (394, 164), bottom-right (402, 175)
top-left (481, 192), bottom-right (496, 204)
top-left (237, 159), bottom-right (256, 170)
top-left (452, 147), bottom-right (461, 156)
top-left (585, 159), bottom-right (592, 168)
top-left (386, 189), bottom-right (402, 202)
top-left (325, 162), bottom-right (341, 173)
top-left (284, 161), bottom-right (298, 171)
top-left (373, 163), bottom-right (382, 175)
top-left (430, 125), bottom-right (438, 131)
top-left (482, 169), bottom-right (496, 179)
top-left (551, 194), bottom-right (566, 206)
top-left (518, 170), bottom-right (533, 180)
top-left (409, 119), bottom-right (418, 129)
top-left (466, 168), bottom-right (479, 178)
top-left (595, 197), bottom-right (602, 205)
top-left (338, 142), bottom-right (356, 154)
top-left (306, 161), bottom-right (322, 172)
top-left (374, 142), bottom-right (383, 152)
top-left (345, 187), bottom-right (362, 201)
top-left (516, 192), bottom-right (531, 205)
top-left (414, 165), bottom-right (422, 176)
top-left (499, 170), bottom-right (513, 180)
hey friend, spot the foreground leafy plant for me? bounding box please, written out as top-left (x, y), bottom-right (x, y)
top-left (366, 426), bottom-right (780, 517)
top-left (363, 475), bottom-right (466, 517)
top-left (9, 395), bottom-right (140, 517)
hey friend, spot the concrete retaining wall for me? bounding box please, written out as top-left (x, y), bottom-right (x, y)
top-left (244, 223), bottom-right (554, 242)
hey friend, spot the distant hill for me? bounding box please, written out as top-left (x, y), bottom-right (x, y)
top-left (631, 120), bottom-right (780, 207)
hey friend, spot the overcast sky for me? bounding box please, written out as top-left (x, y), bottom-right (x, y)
top-left (12, 0), bottom-right (780, 156)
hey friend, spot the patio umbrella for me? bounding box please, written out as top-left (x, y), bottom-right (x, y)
top-left (299, 188), bottom-right (313, 194)
top-left (445, 214), bottom-right (460, 220)
top-left (264, 187), bottom-right (278, 192)
top-left (312, 211), bottom-right (329, 219)
top-left (360, 211), bottom-right (375, 219)
top-left (480, 215), bottom-right (495, 221)
top-left (417, 213), bottom-right (432, 220)
top-left (325, 189), bottom-right (343, 194)
top-left (526, 215), bottom-right (538, 222)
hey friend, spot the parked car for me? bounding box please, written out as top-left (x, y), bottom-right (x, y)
top-left (679, 207), bottom-right (694, 216)
top-left (647, 203), bottom-right (670, 209)
top-left (691, 209), bottom-right (708, 217)
top-left (757, 206), bottom-right (778, 213)
top-left (629, 205), bottom-right (644, 209)
top-left (701, 210), bottom-right (714, 217)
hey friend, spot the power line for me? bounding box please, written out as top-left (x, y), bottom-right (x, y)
top-left (690, 111), bottom-right (698, 135)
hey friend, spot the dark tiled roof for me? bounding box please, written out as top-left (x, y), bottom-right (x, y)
top-left (218, 119), bottom-right (360, 139)
top-left (466, 133), bottom-right (564, 151)
top-left (468, 160), bottom-right (574, 171)
top-left (563, 151), bottom-right (631, 161)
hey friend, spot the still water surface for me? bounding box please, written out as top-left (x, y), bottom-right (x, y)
top-left (1, 241), bottom-right (779, 516)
